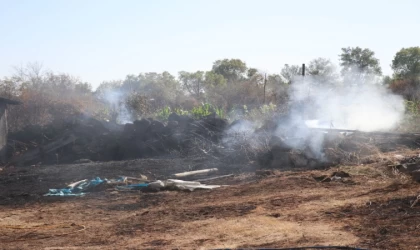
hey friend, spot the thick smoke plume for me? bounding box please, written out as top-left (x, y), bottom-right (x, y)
top-left (273, 72), bottom-right (405, 159)
top-left (225, 71), bottom-right (406, 162)
top-left (289, 75), bottom-right (405, 132)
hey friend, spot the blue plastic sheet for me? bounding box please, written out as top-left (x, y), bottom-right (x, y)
top-left (44, 177), bottom-right (107, 197)
top-left (45, 188), bottom-right (86, 197)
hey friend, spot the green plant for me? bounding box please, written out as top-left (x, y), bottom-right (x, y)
top-left (260, 103), bottom-right (277, 114)
top-left (191, 103), bottom-right (212, 119)
top-left (191, 103), bottom-right (226, 119)
top-left (173, 107), bottom-right (189, 116)
top-left (156, 106), bottom-right (172, 121)
top-left (214, 107), bottom-right (225, 119)
top-left (405, 100), bottom-right (420, 116)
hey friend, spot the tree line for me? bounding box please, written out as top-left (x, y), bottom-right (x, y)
top-left (0, 46), bottom-right (419, 131)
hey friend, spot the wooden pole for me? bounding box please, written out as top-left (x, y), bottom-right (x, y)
top-left (263, 73), bottom-right (267, 104)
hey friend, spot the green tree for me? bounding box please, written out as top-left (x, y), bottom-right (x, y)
top-left (382, 75), bottom-right (392, 85)
top-left (307, 58), bottom-right (339, 85)
top-left (247, 68), bottom-right (258, 78)
top-left (339, 47), bottom-right (382, 84)
top-left (95, 80), bottom-right (122, 100)
top-left (280, 64), bottom-right (301, 84)
top-left (339, 47), bottom-right (382, 75)
top-left (178, 71), bottom-right (205, 99)
top-left (392, 47), bottom-right (420, 79)
top-left (212, 59), bottom-right (247, 82)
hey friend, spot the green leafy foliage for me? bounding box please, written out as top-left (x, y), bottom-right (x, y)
top-left (191, 103), bottom-right (213, 119)
top-left (156, 106), bottom-right (172, 121)
top-left (340, 47), bottom-right (382, 75)
top-left (156, 106), bottom-right (190, 121)
top-left (392, 47), bottom-right (420, 79)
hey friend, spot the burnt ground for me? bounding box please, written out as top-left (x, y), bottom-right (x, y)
top-left (0, 152), bottom-right (419, 249)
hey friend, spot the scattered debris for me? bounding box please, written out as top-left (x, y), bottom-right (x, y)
top-left (44, 177), bottom-right (125, 197)
top-left (172, 168), bottom-right (218, 178)
top-left (45, 176), bottom-right (224, 196)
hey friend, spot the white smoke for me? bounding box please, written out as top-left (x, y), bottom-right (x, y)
top-left (272, 71), bottom-right (405, 159)
top-left (101, 89), bottom-right (132, 124)
top-left (289, 75), bottom-right (405, 132)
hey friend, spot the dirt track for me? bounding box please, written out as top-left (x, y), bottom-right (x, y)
top-left (0, 155), bottom-right (419, 249)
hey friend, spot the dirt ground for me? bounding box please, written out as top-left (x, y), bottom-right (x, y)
top-left (0, 152), bottom-right (419, 249)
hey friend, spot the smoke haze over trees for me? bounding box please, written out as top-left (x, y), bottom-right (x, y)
top-left (1, 46), bottom-right (420, 132)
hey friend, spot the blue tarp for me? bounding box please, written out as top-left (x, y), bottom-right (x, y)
top-left (44, 177), bottom-right (107, 197)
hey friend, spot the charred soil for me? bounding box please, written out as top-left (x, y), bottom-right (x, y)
top-left (0, 151), bottom-right (419, 249)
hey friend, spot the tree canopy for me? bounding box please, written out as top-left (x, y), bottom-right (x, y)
top-left (392, 47), bottom-right (420, 79)
top-left (212, 59), bottom-right (247, 82)
top-left (339, 47), bottom-right (382, 74)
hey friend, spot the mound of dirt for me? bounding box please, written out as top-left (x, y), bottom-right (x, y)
top-left (8, 113), bottom-right (228, 166)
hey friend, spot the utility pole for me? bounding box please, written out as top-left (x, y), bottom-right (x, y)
top-left (263, 73), bottom-right (267, 104)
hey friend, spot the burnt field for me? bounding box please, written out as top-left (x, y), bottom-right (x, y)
top-left (1, 115), bottom-right (420, 249)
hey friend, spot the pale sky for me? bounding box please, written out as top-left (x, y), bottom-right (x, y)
top-left (1, 0), bottom-right (419, 88)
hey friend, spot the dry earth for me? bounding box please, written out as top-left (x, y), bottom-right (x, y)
top-left (0, 152), bottom-right (419, 249)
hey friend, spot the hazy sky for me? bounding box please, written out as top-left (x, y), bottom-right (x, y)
top-left (1, 0), bottom-right (419, 88)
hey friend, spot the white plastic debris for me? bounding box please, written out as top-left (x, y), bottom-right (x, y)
top-left (147, 179), bottom-right (222, 191)
top-left (148, 180), bottom-right (165, 190)
top-left (164, 179), bottom-right (221, 191)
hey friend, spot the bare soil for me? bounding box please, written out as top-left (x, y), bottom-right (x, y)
top-left (0, 153), bottom-right (419, 249)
